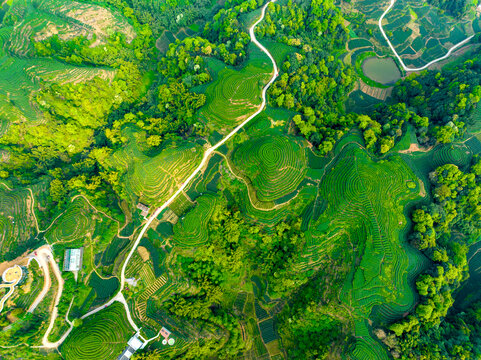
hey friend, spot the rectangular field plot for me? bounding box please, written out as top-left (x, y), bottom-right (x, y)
top-left (467, 136), bottom-right (481, 154)
top-left (254, 300), bottom-right (270, 321)
top-left (258, 318), bottom-right (278, 344)
top-left (351, 0), bottom-right (474, 68)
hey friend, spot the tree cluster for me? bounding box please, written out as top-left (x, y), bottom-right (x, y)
top-left (159, 198), bottom-right (307, 357)
top-left (382, 159), bottom-right (481, 359)
top-left (427, 0), bottom-right (470, 18)
top-left (393, 60), bottom-right (481, 144)
top-left (257, 0), bottom-right (356, 154)
top-left (356, 103), bottom-right (429, 153)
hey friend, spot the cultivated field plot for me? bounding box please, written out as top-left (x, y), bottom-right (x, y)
top-left (454, 240), bottom-right (481, 308)
top-left (45, 198), bottom-right (95, 245)
top-left (231, 135), bottom-right (308, 202)
top-left (61, 303), bottom-right (134, 360)
top-left (0, 185), bottom-right (37, 260)
top-left (108, 136), bottom-right (203, 207)
top-left (172, 194), bottom-right (220, 248)
top-left (197, 44), bottom-right (273, 133)
top-left (401, 142), bottom-right (473, 185)
top-left (306, 139), bottom-right (425, 359)
top-left (260, 39), bottom-right (297, 65)
top-left (345, 0), bottom-right (475, 68)
top-left (12, 260), bottom-right (44, 309)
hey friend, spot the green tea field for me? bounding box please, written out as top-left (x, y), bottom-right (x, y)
top-left (197, 44), bottom-right (273, 133)
top-left (61, 303), bottom-right (134, 360)
top-left (306, 137), bottom-right (426, 359)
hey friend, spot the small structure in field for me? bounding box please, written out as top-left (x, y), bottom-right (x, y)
top-left (118, 333), bottom-right (145, 360)
top-left (160, 327), bottom-right (171, 340)
top-left (160, 327), bottom-right (175, 346)
top-left (63, 248), bottom-right (83, 272)
top-left (136, 203), bottom-right (150, 219)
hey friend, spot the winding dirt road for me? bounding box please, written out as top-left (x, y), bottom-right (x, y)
top-left (26, 246), bottom-right (65, 347)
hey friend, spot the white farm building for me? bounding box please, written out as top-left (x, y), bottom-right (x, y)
top-left (63, 248), bottom-right (83, 272)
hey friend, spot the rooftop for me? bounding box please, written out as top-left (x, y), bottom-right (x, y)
top-left (63, 248), bottom-right (83, 272)
top-left (127, 334), bottom-right (143, 350)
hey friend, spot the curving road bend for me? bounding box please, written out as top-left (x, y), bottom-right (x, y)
top-left (54, 0), bottom-right (280, 344)
top-left (378, 0), bottom-right (475, 72)
top-left (119, 0), bottom-right (279, 294)
top-left (0, 266), bottom-right (22, 313)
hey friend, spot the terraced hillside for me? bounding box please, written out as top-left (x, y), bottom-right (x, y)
top-left (197, 45), bottom-right (273, 132)
top-left (45, 197), bottom-right (95, 245)
top-left (108, 136), bottom-right (203, 207)
top-left (61, 303), bottom-right (134, 360)
top-left (0, 185), bottom-right (37, 260)
top-left (232, 135), bottom-right (308, 202)
top-left (7, 0), bottom-right (134, 57)
top-left (172, 194), bottom-right (220, 248)
top-left (0, 0), bottom-right (129, 127)
top-left (307, 139), bottom-right (425, 360)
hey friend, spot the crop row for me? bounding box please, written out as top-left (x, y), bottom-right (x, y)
top-left (172, 194), bottom-right (219, 248)
top-left (62, 303), bottom-right (134, 360)
top-left (232, 135), bottom-right (307, 202)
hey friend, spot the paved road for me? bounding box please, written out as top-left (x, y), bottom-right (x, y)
top-left (378, 0), bottom-right (475, 72)
top-left (119, 0), bottom-right (278, 297)
top-left (28, 0), bottom-right (279, 348)
top-left (0, 265), bottom-right (22, 313)
top-left (114, 0), bottom-right (279, 339)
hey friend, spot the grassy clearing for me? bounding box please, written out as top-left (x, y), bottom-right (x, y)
top-left (62, 303), bottom-right (134, 360)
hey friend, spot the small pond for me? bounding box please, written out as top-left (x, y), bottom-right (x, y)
top-left (362, 57), bottom-right (401, 85)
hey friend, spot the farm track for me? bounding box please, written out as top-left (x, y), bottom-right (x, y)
top-left (379, 0), bottom-right (475, 71)
top-left (32, 0), bottom-right (280, 348)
